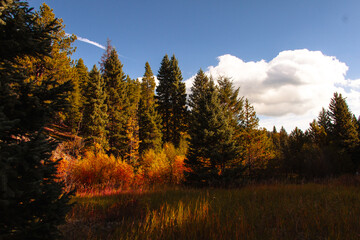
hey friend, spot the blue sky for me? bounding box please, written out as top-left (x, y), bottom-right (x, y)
top-left (29, 0), bottom-right (360, 131)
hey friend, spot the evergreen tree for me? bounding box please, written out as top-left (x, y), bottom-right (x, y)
top-left (156, 54), bottom-right (188, 147)
top-left (102, 47), bottom-right (128, 157)
top-left (238, 99), bottom-right (273, 177)
top-left (328, 92), bottom-right (359, 172)
top-left (156, 54), bottom-right (172, 143)
top-left (185, 71), bottom-right (237, 186)
top-left (217, 76), bottom-right (243, 127)
top-left (285, 127), bottom-right (307, 175)
top-left (170, 55), bottom-right (188, 146)
top-left (138, 62), bottom-right (162, 154)
top-left (318, 107), bottom-right (332, 135)
top-left (82, 65), bottom-right (108, 151)
top-left (124, 76), bottom-right (141, 165)
top-left (13, 3), bottom-right (78, 133)
top-left (75, 58), bottom-right (89, 108)
top-left (0, 1), bottom-right (72, 238)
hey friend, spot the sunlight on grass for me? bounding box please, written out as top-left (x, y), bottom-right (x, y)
top-left (61, 184), bottom-right (360, 240)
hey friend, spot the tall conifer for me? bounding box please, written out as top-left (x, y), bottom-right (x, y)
top-left (102, 47), bottom-right (128, 157)
top-left (138, 62), bottom-right (162, 154)
top-left (156, 54), bottom-right (188, 147)
top-left (75, 58), bottom-right (89, 107)
top-left (82, 65), bottom-right (108, 150)
top-left (124, 76), bottom-right (141, 165)
top-left (328, 92), bottom-right (359, 171)
top-left (170, 55), bottom-right (188, 146)
top-left (0, 1), bottom-right (72, 238)
top-left (156, 54), bottom-right (172, 143)
top-left (185, 70), bottom-right (237, 186)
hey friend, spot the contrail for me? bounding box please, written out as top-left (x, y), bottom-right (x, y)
top-left (66, 33), bottom-right (105, 50)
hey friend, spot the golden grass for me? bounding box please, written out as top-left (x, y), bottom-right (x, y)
top-left (61, 184), bottom-right (360, 240)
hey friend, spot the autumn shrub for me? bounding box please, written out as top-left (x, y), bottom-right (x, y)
top-left (139, 149), bottom-right (169, 185)
top-left (70, 150), bottom-right (134, 190)
top-left (138, 143), bottom-right (188, 185)
top-left (54, 141), bottom-right (188, 192)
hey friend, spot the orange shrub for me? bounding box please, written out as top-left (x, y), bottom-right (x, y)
top-left (70, 151), bottom-right (134, 190)
top-left (138, 143), bottom-right (188, 185)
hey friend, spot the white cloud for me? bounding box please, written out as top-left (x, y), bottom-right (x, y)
top-left (66, 33), bottom-right (105, 50)
top-left (185, 49), bottom-right (360, 132)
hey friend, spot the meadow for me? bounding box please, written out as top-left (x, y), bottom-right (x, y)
top-left (60, 180), bottom-right (360, 240)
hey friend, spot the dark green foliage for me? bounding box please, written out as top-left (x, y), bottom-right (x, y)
top-left (217, 76), bottom-right (243, 128)
top-left (75, 58), bottom-right (89, 107)
top-left (317, 107), bottom-right (332, 135)
top-left (156, 54), bottom-right (188, 147)
top-left (328, 93), bottom-right (359, 150)
top-left (328, 92), bottom-right (359, 172)
top-left (67, 66), bottom-right (82, 133)
top-left (283, 127), bottom-right (307, 175)
top-left (169, 55), bottom-right (188, 146)
top-left (0, 1), bottom-right (72, 239)
top-left (156, 55), bottom-right (172, 143)
top-left (138, 62), bottom-right (162, 154)
top-left (82, 65), bottom-right (108, 150)
top-left (185, 70), bottom-right (238, 186)
top-left (0, 1), bottom-right (54, 61)
top-left (102, 47), bottom-right (128, 157)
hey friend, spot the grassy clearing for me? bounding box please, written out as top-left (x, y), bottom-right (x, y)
top-left (61, 184), bottom-right (360, 240)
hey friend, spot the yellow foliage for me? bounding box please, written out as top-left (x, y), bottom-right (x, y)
top-left (71, 151), bottom-right (134, 189)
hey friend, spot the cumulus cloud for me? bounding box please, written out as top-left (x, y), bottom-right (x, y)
top-left (66, 33), bottom-right (105, 50)
top-left (185, 49), bottom-right (360, 131)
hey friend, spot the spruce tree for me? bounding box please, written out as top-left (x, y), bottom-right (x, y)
top-left (156, 54), bottom-right (172, 143)
top-left (156, 54), bottom-right (188, 147)
top-left (75, 58), bottom-right (89, 108)
top-left (318, 107), bottom-right (332, 135)
top-left (217, 76), bottom-right (243, 127)
top-left (124, 76), bottom-right (141, 165)
top-left (82, 65), bottom-right (108, 151)
top-left (238, 99), bottom-right (270, 177)
top-left (138, 62), bottom-right (162, 154)
top-left (102, 47), bottom-right (128, 157)
top-left (12, 3), bottom-right (78, 133)
top-left (328, 92), bottom-right (359, 172)
top-left (169, 55), bottom-right (188, 146)
top-left (185, 70), bottom-right (237, 186)
top-left (0, 1), bottom-right (72, 238)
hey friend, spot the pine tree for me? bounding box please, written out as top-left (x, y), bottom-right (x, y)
top-left (0, 1), bottom-right (72, 238)
top-left (82, 65), bottom-right (108, 151)
top-left (156, 54), bottom-right (188, 147)
top-left (217, 76), bottom-right (243, 127)
top-left (238, 99), bottom-right (273, 177)
top-left (156, 54), bottom-right (172, 143)
top-left (328, 92), bottom-right (359, 172)
top-left (185, 71), bottom-right (237, 186)
top-left (318, 107), bottom-right (332, 135)
top-left (285, 127), bottom-right (307, 175)
top-left (138, 62), bottom-right (162, 154)
top-left (75, 58), bottom-right (89, 108)
top-left (102, 47), bottom-right (128, 157)
top-left (124, 76), bottom-right (141, 165)
top-left (13, 3), bottom-right (78, 133)
top-left (170, 55), bottom-right (188, 146)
